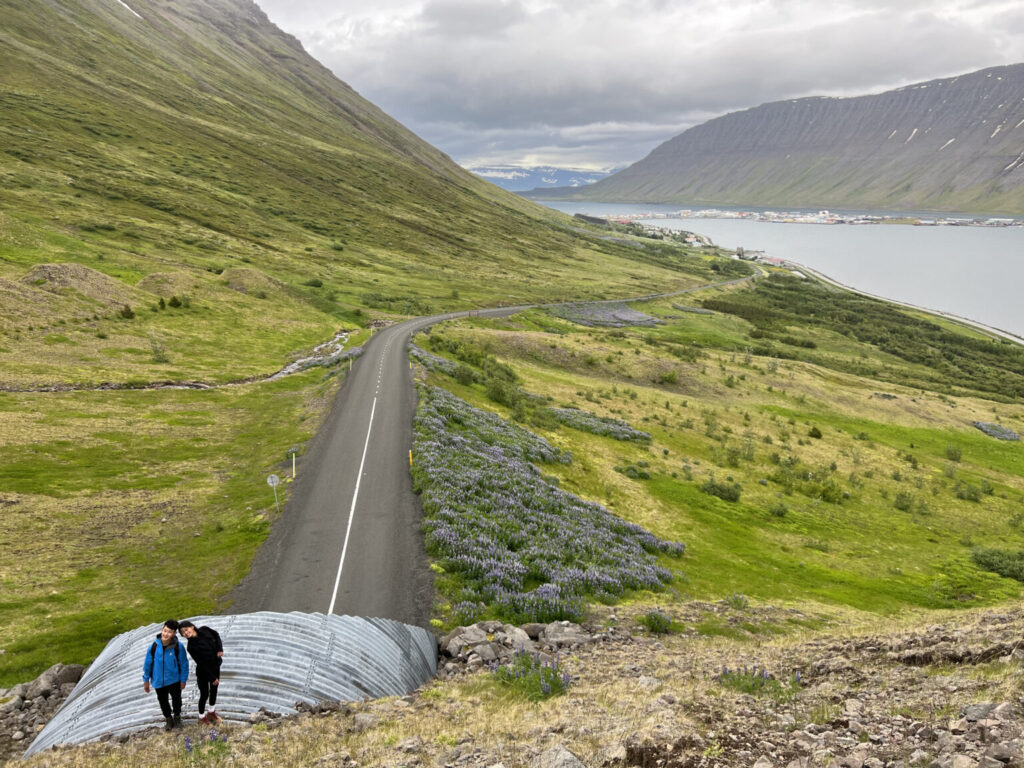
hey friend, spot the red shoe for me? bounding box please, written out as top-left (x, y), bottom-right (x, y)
top-left (198, 713), bottom-right (210, 725)
top-left (208, 712), bottom-right (222, 724)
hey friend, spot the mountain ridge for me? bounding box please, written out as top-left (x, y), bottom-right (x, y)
top-left (528, 63), bottom-right (1024, 214)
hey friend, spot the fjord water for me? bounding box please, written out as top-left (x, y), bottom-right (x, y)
top-left (543, 202), bottom-right (1024, 338)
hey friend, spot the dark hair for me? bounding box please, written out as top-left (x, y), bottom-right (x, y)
top-left (178, 620), bottom-right (195, 631)
top-left (163, 619), bottom-right (179, 631)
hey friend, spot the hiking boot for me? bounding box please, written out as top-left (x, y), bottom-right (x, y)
top-left (164, 716), bottom-right (175, 732)
top-left (198, 713), bottom-right (210, 725)
top-left (173, 714), bottom-right (182, 729)
top-left (208, 711), bottom-right (222, 725)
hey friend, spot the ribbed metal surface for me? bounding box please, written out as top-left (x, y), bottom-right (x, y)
top-left (24, 612), bottom-right (437, 757)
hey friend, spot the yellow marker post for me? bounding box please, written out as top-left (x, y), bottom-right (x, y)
top-left (408, 450), bottom-right (413, 467)
top-left (292, 452), bottom-right (296, 479)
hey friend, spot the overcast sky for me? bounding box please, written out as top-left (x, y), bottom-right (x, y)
top-left (255, 0), bottom-right (1024, 171)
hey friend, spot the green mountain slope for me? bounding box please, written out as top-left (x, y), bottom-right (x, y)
top-left (531, 64), bottom-right (1024, 215)
top-left (0, 0), bottom-right (717, 386)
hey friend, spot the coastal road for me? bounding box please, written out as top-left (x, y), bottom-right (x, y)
top-left (227, 272), bottom-right (761, 626)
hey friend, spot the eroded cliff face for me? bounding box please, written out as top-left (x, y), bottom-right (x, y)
top-left (553, 64), bottom-right (1024, 214)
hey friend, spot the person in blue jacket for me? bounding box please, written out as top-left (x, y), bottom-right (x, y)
top-left (142, 619), bottom-right (189, 730)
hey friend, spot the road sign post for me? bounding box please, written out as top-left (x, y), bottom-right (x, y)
top-left (267, 473), bottom-right (280, 513)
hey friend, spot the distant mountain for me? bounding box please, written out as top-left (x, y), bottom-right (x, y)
top-left (528, 64), bottom-right (1024, 215)
top-left (467, 165), bottom-right (613, 192)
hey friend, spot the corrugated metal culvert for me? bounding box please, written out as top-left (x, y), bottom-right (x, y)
top-left (25, 612), bottom-right (437, 757)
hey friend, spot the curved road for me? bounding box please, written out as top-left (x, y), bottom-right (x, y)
top-left (227, 274), bottom-right (759, 627)
top-left (226, 309), bottom-right (518, 626)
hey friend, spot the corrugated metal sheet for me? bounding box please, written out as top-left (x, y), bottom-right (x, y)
top-left (25, 612), bottom-right (437, 757)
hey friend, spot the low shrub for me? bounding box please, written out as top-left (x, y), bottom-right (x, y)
top-left (492, 650), bottom-right (571, 701)
top-left (639, 609), bottom-right (674, 634)
top-left (972, 547), bottom-right (1024, 582)
top-left (701, 477), bottom-right (741, 502)
top-left (717, 666), bottom-right (800, 702)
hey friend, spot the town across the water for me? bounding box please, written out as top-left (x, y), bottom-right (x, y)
top-left (602, 208), bottom-right (1024, 227)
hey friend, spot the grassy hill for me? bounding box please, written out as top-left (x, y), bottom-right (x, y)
top-left (1, 0), bottom-right (718, 387)
top-left (0, 0), bottom-right (727, 685)
top-left (411, 274), bottom-right (1024, 626)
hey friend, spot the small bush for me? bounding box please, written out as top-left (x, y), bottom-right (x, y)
top-left (119, 304), bottom-right (135, 319)
top-left (893, 492), bottom-right (915, 512)
top-left (723, 592), bottom-right (749, 610)
top-left (492, 650), bottom-right (571, 701)
top-left (453, 364), bottom-right (476, 386)
top-left (168, 295), bottom-right (182, 308)
top-left (808, 426), bottom-right (822, 439)
top-left (717, 667), bottom-right (800, 702)
top-left (485, 378), bottom-right (521, 408)
top-left (956, 483), bottom-right (983, 502)
top-left (639, 609), bottom-right (674, 634)
top-left (972, 547), bottom-right (1024, 582)
top-left (945, 445), bottom-right (962, 462)
top-left (701, 477), bottom-right (741, 502)
top-left (303, 278), bottom-right (324, 288)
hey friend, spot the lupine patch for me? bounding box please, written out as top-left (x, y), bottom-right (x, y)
top-left (549, 407), bottom-right (652, 443)
top-left (491, 649), bottom-right (571, 701)
top-left (410, 342), bottom-right (458, 375)
top-left (413, 386), bottom-right (684, 623)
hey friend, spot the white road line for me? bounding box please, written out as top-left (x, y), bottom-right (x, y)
top-left (326, 395), bottom-right (378, 615)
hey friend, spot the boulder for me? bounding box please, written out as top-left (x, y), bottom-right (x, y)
top-left (541, 622), bottom-right (591, 648)
top-left (962, 704), bottom-right (996, 722)
top-left (531, 745), bottom-right (586, 768)
top-left (0, 696), bottom-right (23, 714)
top-left (443, 625), bottom-right (489, 657)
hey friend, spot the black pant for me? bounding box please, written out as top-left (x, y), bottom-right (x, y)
top-left (155, 684), bottom-right (182, 719)
top-left (196, 669), bottom-right (219, 714)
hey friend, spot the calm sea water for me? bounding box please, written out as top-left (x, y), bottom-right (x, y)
top-left (542, 201), bottom-right (1024, 338)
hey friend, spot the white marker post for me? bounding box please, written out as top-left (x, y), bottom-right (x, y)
top-left (267, 473), bottom-right (280, 513)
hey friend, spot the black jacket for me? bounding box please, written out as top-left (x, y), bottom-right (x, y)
top-left (185, 626), bottom-right (223, 675)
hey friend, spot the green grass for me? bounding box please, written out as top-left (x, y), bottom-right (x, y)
top-left (0, 370), bottom-right (334, 685)
top-left (416, 286), bottom-right (1024, 619)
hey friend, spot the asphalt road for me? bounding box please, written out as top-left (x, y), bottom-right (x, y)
top-left (226, 310), bottom-right (516, 627)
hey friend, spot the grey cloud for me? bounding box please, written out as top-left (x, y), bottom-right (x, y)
top-left (419, 0), bottom-right (526, 37)
top-left (258, 0), bottom-right (1023, 168)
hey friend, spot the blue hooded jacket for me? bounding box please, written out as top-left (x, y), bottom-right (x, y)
top-left (142, 635), bottom-right (189, 688)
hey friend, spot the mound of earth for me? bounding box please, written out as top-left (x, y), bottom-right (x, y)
top-left (19, 263), bottom-right (146, 309)
top-left (220, 267), bottom-right (286, 296)
top-left (135, 271), bottom-right (201, 298)
top-left (0, 279), bottom-right (63, 330)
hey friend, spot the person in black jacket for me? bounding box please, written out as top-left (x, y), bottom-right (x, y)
top-left (177, 620), bottom-right (223, 724)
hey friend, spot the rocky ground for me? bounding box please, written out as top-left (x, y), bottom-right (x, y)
top-left (5, 601), bottom-right (1024, 767)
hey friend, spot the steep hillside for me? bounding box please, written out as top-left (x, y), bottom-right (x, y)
top-left (532, 64), bottom-right (1024, 214)
top-left (0, 0), bottom-right (716, 387)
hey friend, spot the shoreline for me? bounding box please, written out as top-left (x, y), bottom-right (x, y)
top-left (774, 259), bottom-right (1024, 348)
